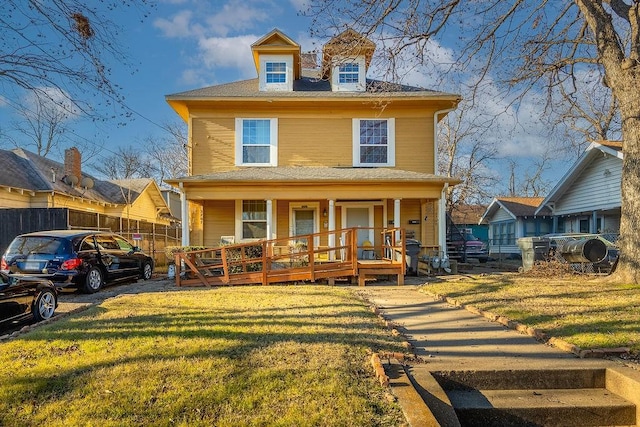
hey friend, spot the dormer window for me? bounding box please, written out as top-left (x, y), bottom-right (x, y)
top-left (266, 62), bottom-right (287, 83)
top-left (338, 63), bottom-right (359, 84)
top-left (259, 54), bottom-right (293, 91)
top-left (331, 56), bottom-right (366, 92)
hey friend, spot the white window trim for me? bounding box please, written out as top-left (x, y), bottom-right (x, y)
top-left (235, 200), bottom-right (272, 242)
top-left (259, 54), bottom-right (293, 92)
top-left (235, 118), bottom-right (278, 167)
top-left (352, 118), bottom-right (395, 167)
top-left (331, 56), bottom-right (366, 92)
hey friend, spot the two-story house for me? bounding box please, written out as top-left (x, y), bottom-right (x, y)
top-left (165, 29), bottom-right (460, 257)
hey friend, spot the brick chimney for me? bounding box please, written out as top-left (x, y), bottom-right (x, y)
top-left (64, 147), bottom-right (81, 183)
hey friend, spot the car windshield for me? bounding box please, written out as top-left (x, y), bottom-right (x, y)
top-left (7, 236), bottom-right (68, 256)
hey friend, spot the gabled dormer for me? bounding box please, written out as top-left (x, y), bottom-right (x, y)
top-left (251, 29), bottom-right (301, 92)
top-left (322, 29), bottom-right (375, 92)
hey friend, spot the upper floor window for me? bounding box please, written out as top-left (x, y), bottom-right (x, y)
top-left (266, 62), bottom-right (287, 83)
top-left (259, 54), bottom-right (293, 91)
top-left (352, 118), bottom-right (395, 167)
top-left (331, 56), bottom-right (366, 91)
top-left (235, 118), bottom-right (278, 166)
top-left (338, 63), bottom-right (359, 84)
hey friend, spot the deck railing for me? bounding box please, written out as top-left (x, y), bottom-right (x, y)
top-left (174, 227), bottom-right (406, 286)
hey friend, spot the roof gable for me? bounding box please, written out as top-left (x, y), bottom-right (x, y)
top-left (535, 141), bottom-right (623, 214)
top-left (481, 196), bottom-right (550, 223)
top-left (322, 28), bottom-right (376, 80)
top-left (251, 28), bottom-right (301, 79)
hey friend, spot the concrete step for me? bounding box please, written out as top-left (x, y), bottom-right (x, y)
top-left (432, 368), bottom-right (607, 391)
top-left (449, 387), bottom-right (636, 426)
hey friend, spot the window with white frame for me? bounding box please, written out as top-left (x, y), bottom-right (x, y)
top-left (352, 118), bottom-right (395, 166)
top-left (338, 63), bottom-right (359, 84)
top-left (235, 118), bottom-right (278, 166)
top-left (259, 54), bottom-right (293, 91)
top-left (266, 62), bottom-right (287, 83)
top-left (242, 200), bottom-right (267, 239)
top-left (331, 56), bottom-right (365, 91)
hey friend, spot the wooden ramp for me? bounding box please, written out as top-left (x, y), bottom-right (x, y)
top-left (174, 227), bottom-right (407, 287)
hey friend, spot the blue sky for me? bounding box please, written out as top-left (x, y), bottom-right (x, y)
top-left (1, 0), bottom-right (315, 170)
top-left (0, 0), bottom-right (573, 190)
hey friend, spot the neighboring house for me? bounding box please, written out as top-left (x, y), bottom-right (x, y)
top-left (449, 204), bottom-right (489, 242)
top-left (161, 189), bottom-right (182, 222)
top-left (0, 147), bottom-right (178, 260)
top-left (165, 29), bottom-right (460, 254)
top-left (535, 141), bottom-right (622, 236)
top-left (480, 197), bottom-right (552, 257)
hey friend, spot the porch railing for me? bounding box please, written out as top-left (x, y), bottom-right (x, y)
top-left (173, 227), bottom-right (406, 286)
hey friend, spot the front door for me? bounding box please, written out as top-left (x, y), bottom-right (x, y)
top-left (345, 206), bottom-right (374, 259)
top-left (292, 207), bottom-right (318, 248)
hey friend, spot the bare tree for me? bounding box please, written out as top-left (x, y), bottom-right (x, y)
top-left (437, 103), bottom-right (500, 211)
top-left (146, 122), bottom-right (189, 183)
top-left (0, 0), bottom-right (152, 119)
top-left (91, 121), bottom-right (188, 185)
top-left (305, 0), bottom-right (640, 283)
top-left (7, 91), bottom-right (73, 157)
top-left (93, 146), bottom-right (155, 180)
top-left (545, 67), bottom-right (621, 158)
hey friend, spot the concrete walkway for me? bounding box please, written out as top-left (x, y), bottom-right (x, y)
top-left (360, 284), bottom-right (621, 371)
top-left (358, 284), bottom-right (640, 427)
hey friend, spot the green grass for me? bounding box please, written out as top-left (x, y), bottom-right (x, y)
top-left (423, 273), bottom-right (640, 351)
top-left (0, 287), bottom-right (405, 426)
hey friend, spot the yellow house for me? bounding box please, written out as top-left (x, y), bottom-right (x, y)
top-left (165, 29), bottom-right (460, 257)
top-left (0, 147), bottom-right (177, 257)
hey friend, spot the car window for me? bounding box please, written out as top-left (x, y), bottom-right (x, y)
top-left (114, 236), bottom-right (134, 251)
top-left (7, 236), bottom-right (67, 255)
top-left (79, 238), bottom-right (95, 251)
top-left (95, 235), bottom-right (120, 250)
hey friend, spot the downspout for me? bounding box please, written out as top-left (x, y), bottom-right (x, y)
top-left (434, 107), bottom-right (456, 255)
top-left (179, 182), bottom-right (190, 247)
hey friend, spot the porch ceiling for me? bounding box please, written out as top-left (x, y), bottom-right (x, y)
top-left (166, 167), bottom-right (459, 200)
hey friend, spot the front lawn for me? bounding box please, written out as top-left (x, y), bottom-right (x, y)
top-left (423, 272), bottom-right (640, 352)
top-left (0, 286), bottom-right (405, 426)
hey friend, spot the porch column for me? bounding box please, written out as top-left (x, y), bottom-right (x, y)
top-left (179, 182), bottom-right (189, 246)
top-left (439, 184), bottom-right (448, 255)
top-left (552, 216), bottom-right (558, 233)
top-left (592, 210), bottom-right (597, 233)
top-left (266, 199), bottom-right (273, 240)
top-left (328, 200), bottom-right (336, 245)
top-left (394, 199), bottom-right (401, 242)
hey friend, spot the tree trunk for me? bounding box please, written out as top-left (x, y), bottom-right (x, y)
top-left (610, 86), bottom-right (640, 283)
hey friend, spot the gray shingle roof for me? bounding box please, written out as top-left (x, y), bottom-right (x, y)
top-left (166, 76), bottom-right (458, 100)
top-left (168, 166), bottom-right (457, 184)
top-left (0, 148), bottom-right (152, 205)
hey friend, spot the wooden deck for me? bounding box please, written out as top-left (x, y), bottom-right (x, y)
top-left (174, 227), bottom-right (407, 287)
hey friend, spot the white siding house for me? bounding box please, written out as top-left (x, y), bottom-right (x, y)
top-left (535, 141), bottom-right (622, 235)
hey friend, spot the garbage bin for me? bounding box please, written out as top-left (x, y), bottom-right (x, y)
top-left (517, 237), bottom-right (550, 272)
top-left (405, 239), bottom-right (421, 276)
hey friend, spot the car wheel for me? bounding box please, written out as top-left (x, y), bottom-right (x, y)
top-left (84, 267), bottom-right (103, 293)
top-left (33, 289), bottom-right (56, 321)
top-left (141, 261), bottom-right (153, 280)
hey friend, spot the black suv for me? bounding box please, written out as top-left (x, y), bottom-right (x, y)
top-left (1, 230), bottom-right (154, 293)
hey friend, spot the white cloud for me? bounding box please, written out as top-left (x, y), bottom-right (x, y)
top-left (198, 35), bottom-right (259, 78)
top-left (206, 1), bottom-right (271, 37)
top-left (154, 10), bottom-right (200, 38)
